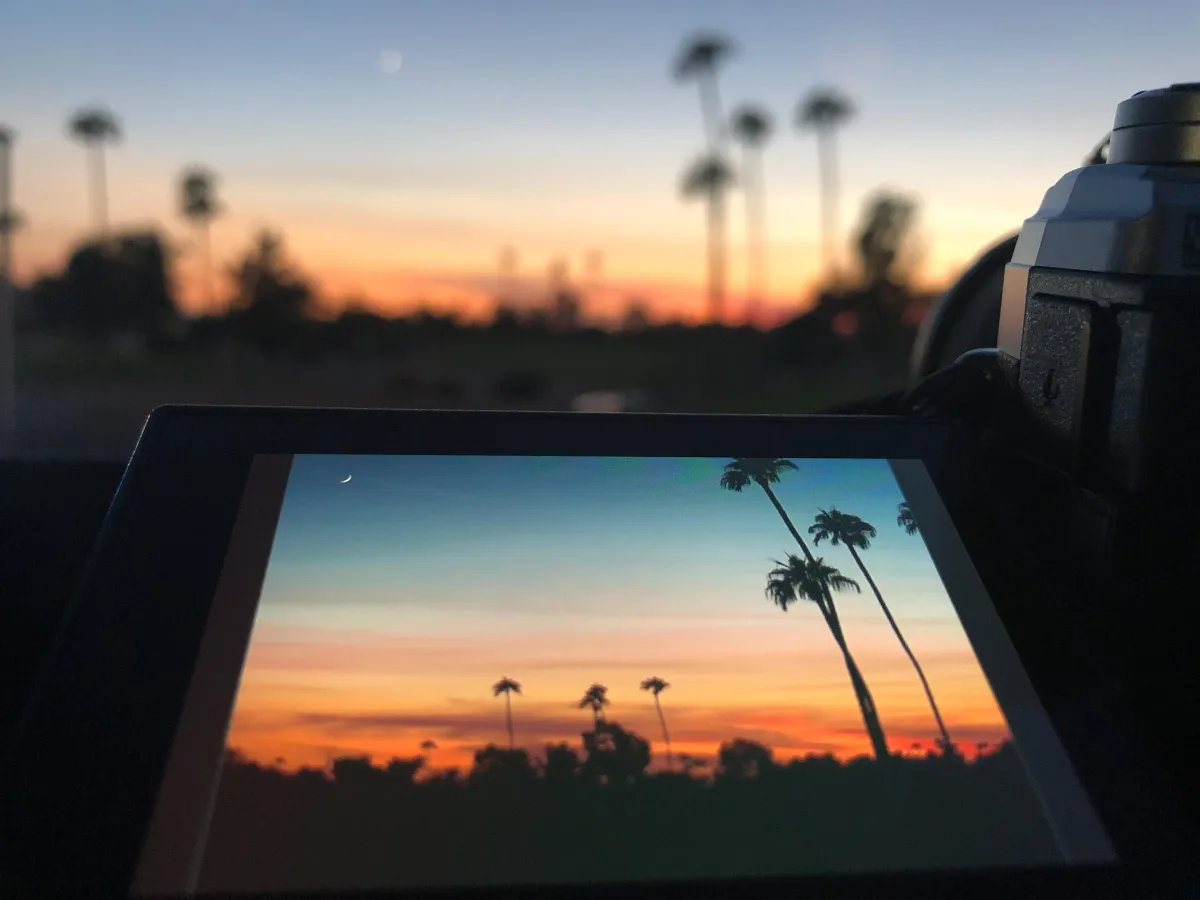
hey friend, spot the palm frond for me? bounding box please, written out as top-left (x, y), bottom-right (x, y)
top-left (69, 108), bottom-right (121, 142)
top-left (492, 677), bottom-right (521, 696)
top-left (673, 34), bottom-right (735, 81)
top-left (795, 88), bottom-right (855, 131)
top-left (680, 153), bottom-right (735, 198)
top-left (730, 104), bottom-right (774, 147)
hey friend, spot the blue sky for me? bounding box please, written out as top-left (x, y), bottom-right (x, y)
top-left (262, 455), bottom-right (938, 628)
top-left (8, 0), bottom-right (1194, 317)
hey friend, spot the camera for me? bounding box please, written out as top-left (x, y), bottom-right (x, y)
top-left (914, 82), bottom-right (1200, 832)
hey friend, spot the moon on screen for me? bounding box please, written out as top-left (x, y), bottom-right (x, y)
top-left (340, 475), bottom-right (353, 484)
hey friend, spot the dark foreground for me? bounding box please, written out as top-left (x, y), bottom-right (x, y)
top-left (199, 736), bottom-right (1061, 893)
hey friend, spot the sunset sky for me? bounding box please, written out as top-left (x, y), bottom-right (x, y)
top-left (225, 454), bottom-right (1013, 773)
top-left (5, 1), bottom-right (1198, 322)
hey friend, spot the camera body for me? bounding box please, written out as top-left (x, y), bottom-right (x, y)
top-left (999, 83), bottom-right (1200, 506)
top-left (956, 83), bottom-right (1200, 824)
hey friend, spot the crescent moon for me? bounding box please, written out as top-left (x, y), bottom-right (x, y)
top-left (340, 475), bottom-right (353, 484)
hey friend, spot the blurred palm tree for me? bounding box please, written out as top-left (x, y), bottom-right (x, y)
top-left (492, 677), bottom-right (521, 749)
top-left (0, 125), bottom-right (17, 456)
top-left (673, 34), bottom-right (735, 151)
top-left (68, 107), bottom-right (121, 234)
top-left (796, 88), bottom-right (855, 280)
top-left (765, 554), bottom-right (890, 759)
top-left (731, 104), bottom-right (773, 321)
top-left (811, 507), bottom-right (951, 750)
top-left (578, 683), bottom-right (610, 726)
top-left (639, 676), bottom-right (673, 769)
top-left (681, 154), bottom-right (735, 323)
top-left (180, 166), bottom-right (222, 309)
top-left (0, 126), bottom-right (20, 278)
top-left (897, 500), bottom-right (919, 535)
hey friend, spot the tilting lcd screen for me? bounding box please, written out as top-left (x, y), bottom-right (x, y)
top-left (135, 456), bottom-right (1116, 895)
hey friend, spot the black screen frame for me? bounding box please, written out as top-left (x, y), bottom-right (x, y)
top-left (0, 405), bottom-right (1193, 899)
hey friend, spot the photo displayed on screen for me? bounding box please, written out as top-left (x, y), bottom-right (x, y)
top-left (192, 456), bottom-right (1103, 893)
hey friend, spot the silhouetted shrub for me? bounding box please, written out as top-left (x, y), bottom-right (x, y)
top-left (199, 733), bottom-right (1061, 894)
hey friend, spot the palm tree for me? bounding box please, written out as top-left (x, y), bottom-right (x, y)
top-left (68, 107), bottom-right (121, 234)
top-left (0, 126), bottom-right (18, 456)
top-left (681, 154), bottom-right (736, 324)
top-left (640, 676), bottom-right (673, 769)
top-left (0, 125), bottom-right (18, 278)
top-left (492, 677), bottom-right (521, 749)
top-left (720, 458), bottom-right (805, 544)
top-left (766, 554), bottom-right (889, 759)
top-left (578, 683), bottom-right (610, 726)
top-left (179, 166), bottom-right (222, 309)
top-left (897, 501), bottom-right (919, 535)
top-left (810, 508), bottom-right (952, 749)
top-left (673, 34), bottom-right (735, 151)
top-left (731, 104), bottom-right (773, 321)
top-left (720, 457), bottom-right (890, 757)
top-left (796, 87), bottom-right (855, 280)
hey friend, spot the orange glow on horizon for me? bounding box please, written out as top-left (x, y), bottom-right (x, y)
top-left (223, 621), bottom-right (1014, 776)
top-left (14, 221), bottom-right (963, 327)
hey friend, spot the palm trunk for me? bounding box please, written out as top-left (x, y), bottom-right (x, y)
top-left (742, 147), bottom-right (767, 323)
top-left (759, 482), bottom-right (890, 759)
top-left (505, 692), bottom-right (514, 749)
top-left (200, 220), bottom-right (215, 310)
top-left (760, 483), bottom-right (814, 556)
top-left (847, 545), bottom-right (952, 750)
top-left (654, 695), bottom-right (673, 769)
top-left (89, 142), bottom-right (108, 235)
top-left (699, 75), bottom-right (724, 151)
top-left (821, 592), bottom-right (890, 759)
top-left (817, 127), bottom-right (838, 281)
top-left (707, 185), bottom-right (727, 324)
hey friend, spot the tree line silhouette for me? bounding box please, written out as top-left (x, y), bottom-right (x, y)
top-left (201, 734), bottom-right (1058, 892)
top-left (196, 460), bottom-right (1060, 892)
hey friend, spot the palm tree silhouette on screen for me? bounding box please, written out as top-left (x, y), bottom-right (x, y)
top-left (492, 677), bottom-right (521, 749)
top-left (796, 88), bottom-right (854, 280)
top-left (731, 104), bottom-right (773, 319)
top-left (579, 683), bottom-right (610, 726)
top-left (68, 107), bottom-right (121, 234)
top-left (720, 458), bottom-right (889, 758)
top-left (180, 166), bottom-right (222, 309)
top-left (765, 554), bottom-right (889, 759)
top-left (897, 501), bottom-right (919, 535)
top-left (640, 676), bottom-right (673, 769)
top-left (673, 34), bottom-right (735, 151)
top-left (719, 458), bottom-right (805, 543)
top-left (681, 154), bottom-right (736, 324)
top-left (810, 507), bottom-right (951, 749)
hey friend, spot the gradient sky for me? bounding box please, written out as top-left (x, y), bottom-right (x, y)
top-left (226, 454), bottom-right (1013, 773)
top-left (8, 0), bottom-right (1196, 321)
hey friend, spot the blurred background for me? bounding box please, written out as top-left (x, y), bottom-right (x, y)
top-left (1, 0), bottom-right (1197, 459)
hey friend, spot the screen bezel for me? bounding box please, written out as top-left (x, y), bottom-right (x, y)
top-left (0, 406), bottom-right (1191, 899)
